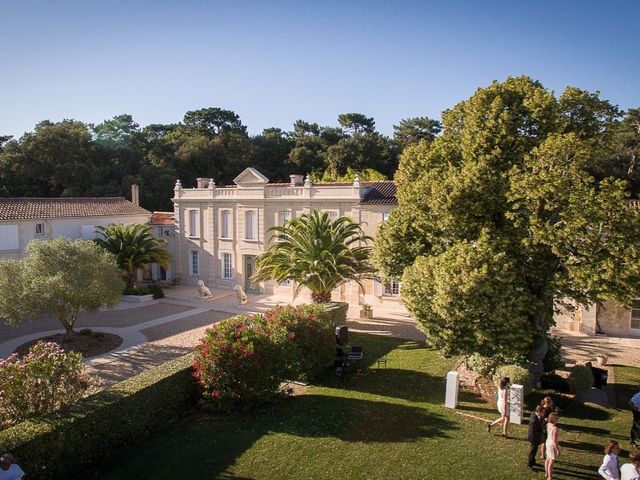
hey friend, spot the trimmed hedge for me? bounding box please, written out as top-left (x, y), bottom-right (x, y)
top-left (322, 301), bottom-right (349, 326)
top-left (123, 284), bottom-right (164, 299)
top-left (0, 353), bottom-right (196, 479)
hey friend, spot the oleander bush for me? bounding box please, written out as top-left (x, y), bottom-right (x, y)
top-left (0, 342), bottom-right (101, 429)
top-left (0, 353), bottom-right (196, 479)
top-left (264, 304), bottom-right (336, 380)
top-left (193, 304), bottom-right (335, 410)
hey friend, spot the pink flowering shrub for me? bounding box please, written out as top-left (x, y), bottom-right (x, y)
top-left (0, 342), bottom-right (102, 428)
top-left (193, 305), bottom-right (334, 410)
top-left (264, 304), bottom-right (335, 381)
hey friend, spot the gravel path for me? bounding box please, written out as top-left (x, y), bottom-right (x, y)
top-left (0, 303), bottom-right (194, 340)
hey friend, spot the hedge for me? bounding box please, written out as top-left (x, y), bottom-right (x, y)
top-left (0, 353), bottom-right (196, 479)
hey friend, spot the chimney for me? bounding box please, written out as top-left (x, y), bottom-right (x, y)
top-left (131, 184), bottom-right (140, 206)
top-left (196, 177), bottom-right (209, 188)
top-left (290, 174), bottom-right (304, 187)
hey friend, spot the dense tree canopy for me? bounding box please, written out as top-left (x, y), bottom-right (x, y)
top-left (373, 77), bottom-right (640, 377)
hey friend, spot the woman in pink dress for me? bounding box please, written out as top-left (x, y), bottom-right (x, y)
top-left (545, 412), bottom-right (560, 480)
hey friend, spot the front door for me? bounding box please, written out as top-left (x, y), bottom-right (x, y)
top-left (244, 255), bottom-right (259, 293)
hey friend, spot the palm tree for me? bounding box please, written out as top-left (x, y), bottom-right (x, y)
top-left (95, 224), bottom-right (170, 289)
top-left (252, 210), bottom-right (374, 303)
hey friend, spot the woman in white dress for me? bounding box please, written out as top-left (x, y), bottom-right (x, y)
top-left (487, 377), bottom-right (510, 437)
top-left (545, 412), bottom-right (560, 480)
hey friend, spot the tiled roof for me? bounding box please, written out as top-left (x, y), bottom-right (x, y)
top-left (0, 197), bottom-right (150, 221)
top-left (360, 181), bottom-right (397, 204)
top-left (150, 211), bottom-right (175, 225)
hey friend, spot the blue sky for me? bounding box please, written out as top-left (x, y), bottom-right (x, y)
top-left (1, 0), bottom-right (639, 138)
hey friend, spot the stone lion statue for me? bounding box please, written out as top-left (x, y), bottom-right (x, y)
top-left (233, 284), bottom-right (247, 305)
top-left (197, 280), bottom-right (213, 299)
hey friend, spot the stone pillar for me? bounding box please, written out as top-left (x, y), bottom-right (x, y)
top-left (509, 384), bottom-right (524, 424)
top-left (445, 371), bottom-right (459, 409)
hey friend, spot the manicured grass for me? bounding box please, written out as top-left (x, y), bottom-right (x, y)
top-left (86, 334), bottom-right (637, 480)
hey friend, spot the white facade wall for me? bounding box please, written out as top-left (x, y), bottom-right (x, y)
top-left (172, 169), bottom-right (398, 305)
top-left (0, 214), bottom-right (151, 260)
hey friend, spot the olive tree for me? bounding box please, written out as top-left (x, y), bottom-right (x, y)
top-left (0, 238), bottom-right (123, 338)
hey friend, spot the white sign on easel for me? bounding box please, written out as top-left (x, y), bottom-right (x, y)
top-left (509, 384), bottom-right (524, 424)
top-left (445, 371), bottom-right (459, 409)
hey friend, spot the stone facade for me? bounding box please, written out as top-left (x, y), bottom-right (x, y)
top-left (555, 300), bottom-right (640, 338)
top-left (171, 168), bottom-right (400, 306)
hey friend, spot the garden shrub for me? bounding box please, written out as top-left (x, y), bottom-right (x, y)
top-left (568, 364), bottom-right (594, 395)
top-left (0, 342), bottom-right (101, 429)
top-left (493, 364), bottom-right (533, 396)
top-left (466, 353), bottom-right (500, 377)
top-left (0, 353), bottom-right (196, 480)
top-left (147, 284), bottom-right (165, 299)
top-left (194, 314), bottom-right (288, 411)
top-left (122, 285), bottom-right (163, 298)
top-left (193, 305), bottom-right (336, 410)
top-left (264, 304), bottom-right (335, 380)
top-left (543, 336), bottom-right (564, 372)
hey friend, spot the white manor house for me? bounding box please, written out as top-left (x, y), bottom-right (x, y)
top-left (171, 167), bottom-right (400, 307)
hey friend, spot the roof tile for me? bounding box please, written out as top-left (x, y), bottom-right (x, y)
top-left (0, 197), bottom-right (150, 221)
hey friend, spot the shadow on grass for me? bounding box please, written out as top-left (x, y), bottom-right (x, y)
top-left (88, 393), bottom-right (458, 480)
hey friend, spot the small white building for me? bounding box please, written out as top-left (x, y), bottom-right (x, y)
top-left (0, 197), bottom-right (151, 259)
top-left (171, 167), bottom-right (401, 306)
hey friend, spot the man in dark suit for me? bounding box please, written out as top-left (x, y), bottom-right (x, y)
top-left (527, 405), bottom-right (546, 471)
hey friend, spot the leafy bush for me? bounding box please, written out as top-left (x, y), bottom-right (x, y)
top-left (264, 304), bottom-right (335, 380)
top-left (123, 286), bottom-right (150, 296)
top-left (493, 364), bottom-right (533, 396)
top-left (147, 284), bottom-right (165, 299)
top-left (568, 364), bottom-right (594, 395)
top-left (0, 353), bottom-right (196, 479)
top-left (0, 342), bottom-right (101, 429)
top-left (194, 314), bottom-right (288, 411)
top-left (466, 354), bottom-right (500, 377)
top-left (543, 336), bottom-right (564, 372)
top-left (193, 305), bottom-right (335, 410)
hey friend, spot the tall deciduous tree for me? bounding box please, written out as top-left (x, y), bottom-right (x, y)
top-left (95, 224), bottom-right (170, 289)
top-left (0, 238), bottom-right (123, 338)
top-left (252, 211), bottom-right (374, 303)
top-left (373, 77), bottom-right (639, 377)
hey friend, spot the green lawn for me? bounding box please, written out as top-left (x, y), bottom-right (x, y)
top-left (87, 334), bottom-right (638, 480)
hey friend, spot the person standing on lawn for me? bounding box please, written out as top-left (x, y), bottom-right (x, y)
top-left (599, 439), bottom-right (621, 480)
top-left (527, 405), bottom-right (546, 471)
top-left (620, 449), bottom-right (640, 480)
top-left (540, 396), bottom-right (558, 461)
top-left (488, 377), bottom-right (510, 437)
top-left (545, 412), bottom-right (560, 480)
top-left (630, 388), bottom-right (640, 448)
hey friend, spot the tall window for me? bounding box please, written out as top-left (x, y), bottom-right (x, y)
top-left (632, 300), bottom-right (640, 330)
top-left (384, 280), bottom-right (401, 297)
top-left (245, 210), bottom-right (255, 240)
top-left (279, 210), bottom-right (291, 226)
top-left (221, 210), bottom-right (230, 238)
top-left (222, 253), bottom-right (233, 279)
top-left (35, 223), bottom-right (44, 236)
top-left (190, 250), bottom-right (199, 276)
top-left (189, 210), bottom-right (197, 237)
